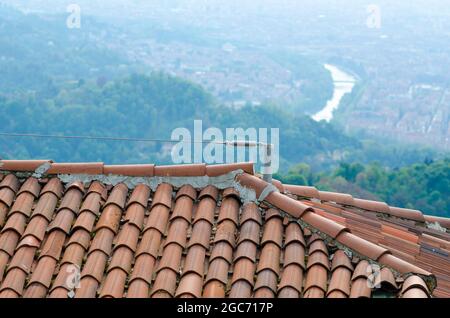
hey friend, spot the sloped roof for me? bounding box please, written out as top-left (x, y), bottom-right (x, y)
top-left (0, 160), bottom-right (446, 298)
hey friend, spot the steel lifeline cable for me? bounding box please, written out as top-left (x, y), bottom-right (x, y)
top-left (0, 131), bottom-right (274, 181)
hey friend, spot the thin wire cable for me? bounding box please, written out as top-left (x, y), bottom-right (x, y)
top-left (0, 132), bottom-right (213, 144)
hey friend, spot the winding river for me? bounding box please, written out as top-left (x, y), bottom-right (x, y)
top-left (312, 64), bottom-right (356, 122)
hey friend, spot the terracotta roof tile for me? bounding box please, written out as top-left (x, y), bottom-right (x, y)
top-left (66, 180), bottom-right (85, 194)
top-left (304, 264), bottom-right (328, 297)
top-left (151, 183), bottom-right (173, 209)
top-left (309, 239), bottom-right (329, 257)
top-left (100, 268), bottom-right (128, 298)
top-left (187, 220), bottom-right (212, 249)
top-left (72, 211), bottom-right (96, 233)
top-left (40, 230), bottom-right (66, 260)
top-left (0, 268), bottom-right (27, 296)
top-left (222, 187), bottom-right (241, 200)
top-left (256, 242), bottom-right (281, 275)
top-left (127, 184), bottom-right (150, 208)
top-left (307, 251), bottom-right (330, 270)
top-left (47, 209), bottom-right (75, 235)
top-left (46, 162), bottom-right (104, 175)
top-left (319, 191), bottom-right (354, 205)
top-left (94, 205), bottom-right (122, 235)
top-left (67, 228), bottom-right (91, 250)
top-left (353, 198), bottom-right (391, 214)
top-left (229, 280), bottom-right (253, 298)
top-left (261, 217), bottom-right (283, 248)
top-left (390, 207), bottom-right (425, 222)
top-left (155, 164), bottom-right (206, 177)
top-left (214, 220), bottom-right (237, 248)
top-left (157, 243), bottom-right (183, 273)
top-left (193, 197), bottom-right (216, 225)
top-left (0, 190), bottom-right (16, 214)
top-left (217, 197), bottom-right (240, 226)
top-left (0, 160), bottom-right (52, 172)
top-left (328, 267), bottom-right (352, 297)
top-left (17, 235), bottom-right (40, 249)
top-left (198, 185), bottom-right (219, 201)
top-left (205, 258), bottom-right (229, 286)
top-left (9, 192), bottom-right (35, 218)
top-left (136, 229), bottom-right (162, 259)
top-left (176, 184), bottom-right (197, 200)
top-left (206, 162), bottom-right (254, 177)
top-left (108, 246), bottom-right (134, 274)
top-left (57, 190), bottom-right (83, 216)
top-left (0, 231), bottom-right (20, 256)
top-left (331, 250), bottom-right (353, 272)
top-left (337, 231), bottom-right (390, 261)
top-left (278, 264), bottom-right (303, 296)
top-left (285, 222), bottom-right (306, 246)
top-left (271, 179), bottom-right (285, 193)
top-left (350, 277), bottom-right (371, 298)
top-left (402, 288), bottom-right (429, 298)
top-left (0, 251), bottom-right (10, 279)
top-left (75, 276), bottom-right (101, 298)
top-left (80, 249), bottom-right (108, 284)
top-left (17, 177), bottom-right (40, 198)
top-left (176, 273), bottom-right (203, 298)
top-left (86, 181), bottom-right (107, 200)
top-left (60, 243), bottom-right (85, 267)
top-left (164, 219), bottom-right (189, 249)
top-left (79, 193), bottom-right (102, 216)
top-left (202, 280), bottom-right (226, 298)
top-left (210, 241), bottom-right (233, 265)
top-left (143, 205), bottom-right (170, 235)
top-left (0, 174), bottom-right (20, 192)
top-left (284, 242), bottom-right (305, 270)
top-left (401, 275), bottom-right (430, 295)
top-left (254, 269), bottom-right (278, 296)
top-left (170, 196), bottom-right (194, 223)
top-left (182, 245), bottom-right (206, 276)
top-left (103, 183), bottom-right (127, 209)
top-left (129, 251), bottom-right (156, 282)
top-left (123, 204), bottom-right (146, 229)
top-left (2, 214), bottom-right (27, 236)
top-left (231, 258), bottom-right (256, 286)
top-left (378, 253), bottom-right (431, 276)
top-left (26, 256), bottom-right (57, 290)
top-left (114, 223), bottom-right (140, 252)
top-left (351, 260), bottom-right (371, 280)
top-left (40, 178), bottom-right (64, 198)
top-left (103, 164), bottom-right (155, 177)
top-left (234, 240), bottom-right (258, 263)
top-left (284, 185), bottom-right (320, 199)
top-left (303, 211), bottom-right (349, 239)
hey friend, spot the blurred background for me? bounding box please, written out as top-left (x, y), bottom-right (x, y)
top-left (0, 0), bottom-right (448, 216)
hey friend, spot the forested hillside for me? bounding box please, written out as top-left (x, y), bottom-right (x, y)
top-left (0, 73), bottom-right (359, 167)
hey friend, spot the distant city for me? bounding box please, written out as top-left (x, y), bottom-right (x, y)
top-left (2, 0), bottom-right (450, 149)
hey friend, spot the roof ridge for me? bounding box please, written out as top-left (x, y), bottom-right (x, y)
top-left (284, 184), bottom-right (450, 228)
top-left (0, 160), bottom-right (254, 177)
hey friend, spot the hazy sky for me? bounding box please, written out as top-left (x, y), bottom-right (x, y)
top-left (3, 0), bottom-right (450, 17)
